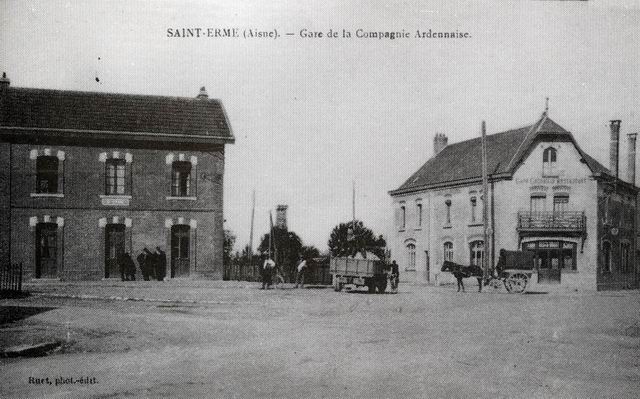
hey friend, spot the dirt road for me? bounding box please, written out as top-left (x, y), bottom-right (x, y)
top-left (1, 282), bottom-right (639, 398)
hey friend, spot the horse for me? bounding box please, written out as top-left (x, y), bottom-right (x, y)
top-left (441, 261), bottom-right (484, 292)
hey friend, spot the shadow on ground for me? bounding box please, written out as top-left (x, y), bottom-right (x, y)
top-left (0, 306), bottom-right (56, 325)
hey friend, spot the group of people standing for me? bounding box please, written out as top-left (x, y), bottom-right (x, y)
top-left (118, 246), bottom-right (167, 281)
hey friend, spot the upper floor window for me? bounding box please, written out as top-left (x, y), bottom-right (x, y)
top-left (530, 194), bottom-right (546, 214)
top-left (36, 156), bottom-right (59, 194)
top-left (416, 202), bottom-right (423, 228)
top-left (400, 205), bottom-right (406, 229)
top-left (105, 158), bottom-right (126, 195)
top-left (542, 147), bottom-right (557, 176)
top-left (470, 196), bottom-right (477, 223)
top-left (553, 194), bottom-right (569, 213)
top-left (171, 161), bottom-right (192, 196)
top-left (443, 241), bottom-right (454, 261)
top-left (445, 198), bottom-right (452, 225)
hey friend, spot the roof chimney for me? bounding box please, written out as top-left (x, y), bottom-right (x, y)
top-left (609, 120), bottom-right (621, 179)
top-left (275, 205), bottom-right (288, 230)
top-left (0, 72), bottom-right (10, 89)
top-left (196, 86), bottom-right (208, 99)
top-left (628, 133), bottom-right (637, 186)
top-left (433, 133), bottom-right (448, 156)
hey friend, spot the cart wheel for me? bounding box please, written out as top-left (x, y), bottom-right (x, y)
top-left (505, 273), bottom-right (528, 294)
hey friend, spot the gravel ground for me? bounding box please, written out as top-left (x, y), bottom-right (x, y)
top-left (1, 281), bottom-right (639, 398)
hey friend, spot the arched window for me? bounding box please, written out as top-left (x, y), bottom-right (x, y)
top-left (443, 241), bottom-right (453, 261)
top-left (171, 161), bottom-right (192, 196)
top-left (36, 156), bottom-right (59, 194)
top-left (469, 240), bottom-right (484, 267)
top-left (543, 147), bottom-right (557, 176)
top-left (406, 243), bottom-right (416, 270)
top-left (445, 198), bottom-right (452, 225)
top-left (602, 241), bottom-right (611, 273)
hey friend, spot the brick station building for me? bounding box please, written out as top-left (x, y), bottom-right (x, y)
top-left (389, 110), bottom-right (639, 291)
top-left (0, 73), bottom-right (234, 280)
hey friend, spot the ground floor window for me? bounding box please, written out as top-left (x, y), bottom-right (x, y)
top-left (443, 242), bottom-right (453, 261)
top-left (469, 240), bottom-right (484, 267)
top-left (406, 243), bottom-right (416, 271)
top-left (620, 242), bottom-right (630, 273)
top-left (602, 241), bottom-right (611, 273)
top-left (523, 240), bottom-right (577, 271)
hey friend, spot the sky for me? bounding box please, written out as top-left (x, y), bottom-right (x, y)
top-left (1, 0), bottom-right (639, 252)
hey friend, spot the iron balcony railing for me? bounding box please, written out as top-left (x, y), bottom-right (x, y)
top-left (517, 211), bottom-right (586, 232)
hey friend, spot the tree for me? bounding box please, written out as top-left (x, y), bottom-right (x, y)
top-left (327, 220), bottom-right (386, 259)
top-left (258, 227), bottom-right (303, 282)
top-left (300, 245), bottom-right (321, 260)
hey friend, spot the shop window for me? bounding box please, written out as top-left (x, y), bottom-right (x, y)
top-left (406, 243), bottom-right (416, 271)
top-left (542, 147), bottom-right (557, 176)
top-left (621, 242), bottom-right (630, 273)
top-left (171, 161), bottom-right (192, 196)
top-left (602, 241), bottom-right (611, 273)
top-left (469, 240), bottom-right (484, 267)
top-left (36, 156), bottom-right (59, 194)
top-left (443, 241), bottom-right (453, 261)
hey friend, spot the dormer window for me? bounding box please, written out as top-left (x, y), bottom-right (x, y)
top-left (542, 147), bottom-right (557, 176)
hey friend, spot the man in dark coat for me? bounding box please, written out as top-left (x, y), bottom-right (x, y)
top-left (144, 248), bottom-right (157, 280)
top-left (118, 252), bottom-right (127, 281)
top-left (124, 252), bottom-right (136, 281)
top-left (138, 248), bottom-right (149, 281)
top-left (155, 246), bottom-right (167, 281)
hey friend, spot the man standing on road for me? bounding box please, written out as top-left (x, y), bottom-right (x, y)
top-left (156, 246), bottom-right (167, 281)
top-left (390, 260), bottom-right (400, 292)
top-left (137, 250), bottom-right (148, 280)
top-left (295, 258), bottom-right (307, 288)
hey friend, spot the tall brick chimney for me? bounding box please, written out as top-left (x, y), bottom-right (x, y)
top-left (609, 120), bottom-right (621, 179)
top-left (275, 205), bottom-right (288, 230)
top-left (628, 133), bottom-right (637, 186)
top-left (433, 133), bottom-right (448, 156)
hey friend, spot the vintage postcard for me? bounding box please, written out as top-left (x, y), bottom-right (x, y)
top-left (1, 0), bottom-right (639, 397)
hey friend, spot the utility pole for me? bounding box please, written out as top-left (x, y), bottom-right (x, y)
top-left (249, 189), bottom-right (255, 257)
top-left (481, 120), bottom-right (491, 278)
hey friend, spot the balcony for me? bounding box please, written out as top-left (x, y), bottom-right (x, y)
top-left (517, 211), bottom-right (586, 234)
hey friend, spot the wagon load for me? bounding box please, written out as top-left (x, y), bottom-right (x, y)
top-left (330, 252), bottom-right (389, 294)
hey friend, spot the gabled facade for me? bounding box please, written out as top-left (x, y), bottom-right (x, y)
top-left (390, 112), bottom-right (639, 291)
top-left (0, 74), bottom-right (235, 280)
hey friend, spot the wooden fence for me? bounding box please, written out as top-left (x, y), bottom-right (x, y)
top-left (0, 263), bottom-right (23, 294)
top-left (224, 257), bottom-right (332, 285)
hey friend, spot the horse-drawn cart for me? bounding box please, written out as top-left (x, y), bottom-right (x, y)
top-left (441, 250), bottom-right (536, 293)
top-left (489, 250), bottom-right (536, 293)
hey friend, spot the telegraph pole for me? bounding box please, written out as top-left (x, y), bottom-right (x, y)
top-left (481, 120), bottom-right (491, 278)
top-left (249, 189), bottom-right (255, 257)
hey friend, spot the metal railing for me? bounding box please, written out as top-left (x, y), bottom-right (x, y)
top-left (517, 211), bottom-right (586, 232)
top-left (0, 263), bottom-right (23, 293)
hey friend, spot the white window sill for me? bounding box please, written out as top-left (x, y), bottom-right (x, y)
top-left (443, 224), bottom-right (452, 229)
top-left (99, 195), bottom-right (132, 199)
top-left (166, 196), bottom-right (197, 201)
top-left (30, 193), bottom-right (64, 198)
